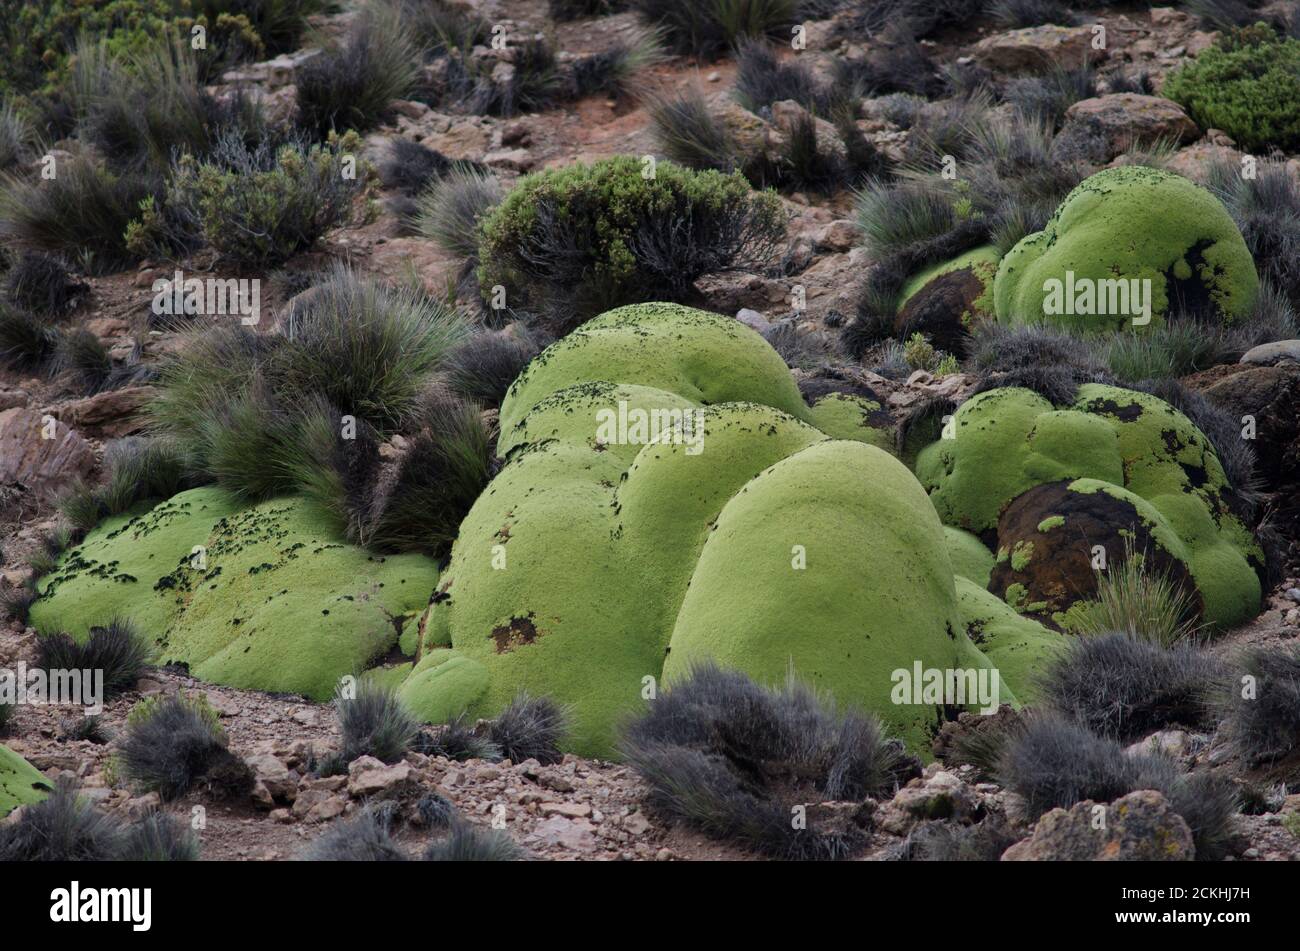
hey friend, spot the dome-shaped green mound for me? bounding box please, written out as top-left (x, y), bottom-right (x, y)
top-left (1, 745), bottom-right (52, 818)
top-left (401, 303), bottom-right (1061, 756)
top-left (915, 383), bottom-right (1264, 630)
top-left (29, 488), bottom-right (438, 699)
top-left (993, 166), bottom-right (1258, 331)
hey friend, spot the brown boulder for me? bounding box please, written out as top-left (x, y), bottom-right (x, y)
top-left (1051, 94), bottom-right (1199, 165)
top-left (44, 386), bottom-right (155, 439)
top-left (973, 26), bottom-right (1106, 72)
top-left (1003, 790), bottom-right (1194, 860)
top-left (0, 407), bottom-right (95, 496)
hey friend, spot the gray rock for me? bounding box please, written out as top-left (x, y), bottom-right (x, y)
top-left (1241, 339), bottom-right (1300, 366)
top-left (1002, 790), bottom-right (1194, 860)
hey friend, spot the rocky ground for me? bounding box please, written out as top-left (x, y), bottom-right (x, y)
top-left (3, 1), bottom-right (1300, 860)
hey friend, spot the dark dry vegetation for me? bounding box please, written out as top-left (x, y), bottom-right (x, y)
top-left (1, 0), bottom-right (1299, 865)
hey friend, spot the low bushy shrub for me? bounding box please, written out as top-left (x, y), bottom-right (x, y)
top-left (1163, 26), bottom-right (1300, 153)
top-left (1218, 643), bottom-right (1300, 770)
top-left (476, 156), bottom-right (785, 328)
top-left (128, 130), bottom-right (375, 267)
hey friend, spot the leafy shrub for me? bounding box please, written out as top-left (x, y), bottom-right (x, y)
top-left (3, 251), bottom-right (84, 315)
top-left (488, 693), bottom-right (568, 765)
top-left (335, 681), bottom-right (419, 765)
top-left (0, 155), bottom-right (156, 274)
top-left (128, 130), bottom-right (374, 267)
top-left (294, 4), bottom-right (421, 138)
top-left (476, 156), bottom-right (785, 328)
top-left (1163, 26), bottom-right (1300, 153)
top-left (116, 693), bottom-right (254, 801)
top-left (35, 618), bottom-right (151, 700)
top-left (620, 663), bottom-right (905, 860)
top-left (1039, 633), bottom-right (1221, 741)
top-left (630, 0), bottom-right (800, 56)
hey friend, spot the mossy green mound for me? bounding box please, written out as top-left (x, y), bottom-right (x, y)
top-left (30, 488), bottom-right (438, 699)
top-left (401, 302), bottom-right (1058, 756)
top-left (916, 383), bottom-right (1264, 630)
top-left (900, 244), bottom-right (1000, 314)
top-left (0, 745), bottom-right (52, 818)
top-left (993, 166), bottom-right (1257, 331)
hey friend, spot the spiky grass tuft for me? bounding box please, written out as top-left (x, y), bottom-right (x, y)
top-left (34, 618), bottom-right (151, 699)
top-left (488, 693), bottom-right (569, 765)
top-left (1071, 545), bottom-right (1204, 646)
top-left (620, 663), bottom-right (904, 860)
top-left (117, 693), bottom-right (253, 801)
top-left (335, 680), bottom-right (420, 765)
top-left (423, 819), bottom-right (523, 861)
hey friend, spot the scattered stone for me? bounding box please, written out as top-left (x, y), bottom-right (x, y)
top-left (1003, 790), bottom-right (1194, 861)
top-left (346, 756), bottom-right (415, 800)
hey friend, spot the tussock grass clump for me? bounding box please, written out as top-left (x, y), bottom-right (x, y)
top-left (415, 715), bottom-right (503, 762)
top-left (1039, 632), bottom-right (1221, 741)
top-left (1072, 547), bottom-right (1204, 646)
top-left (423, 820), bottom-right (522, 861)
top-left (0, 96), bottom-right (32, 169)
top-left (1002, 65), bottom-right (1095, 127)
top-left (116, 693), bottom-right (254, 801)
top-left (734, 40), bottom-right (834, 113)
top-left (902, 817), bottom-right (1018, 861)
top-left (476, 156), bottom-right (785, 329)
top-left (118, 811), bottom-right (200, 861)
top-left (270, 268), bottom-right (466, 429)
top-left (34, 618), bottom-right (151, 700)
top-left (378, 138), bottom-right (485, 196)
top-left (997, 713), bottom-right (1239, 859)
top-left (442, 330), bottom-right (541, 408)
top-left (52, 328), bottom-right (114, 394)
top-left (989, 0), bottom-right (1077, 29)
top-left (1208, 158), bottom-right (1300, 303)
top-left (0, 780), bottom-right (116, 862)
top-left (0, 304), bottom-right (58, 371)
top-left (0, 700), bottom-right (14, 733)
top-left (488, 693), bottom-right (568, 765)
top-left (0, 155), bottom-right (156, 274)
top-left (335, 681), bottom-right (420, 765)
top-left (294, 5), bottom-right (421, 138)
top-left (620, 663), bottom-right (904, 860)
top-left (301, 805), bottom-right (409, 861)
top-left (3, 251), bottom-right (84, 316)
top-left (413, 166), bottom-right (504, 260)
top-left (58, 438), bottom-right (197, 535)
top-left (630, 0), bottom-right (800, 56)
top-left (1218, 643), bottom-right (1300, 771)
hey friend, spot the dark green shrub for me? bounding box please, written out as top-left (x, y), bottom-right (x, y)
top-left (476, 156), bottom-right (785, 328)
top-left (1163, 26), bottom-right (1300, 153)
top-left (128, 130), bottom-right (374, 266)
